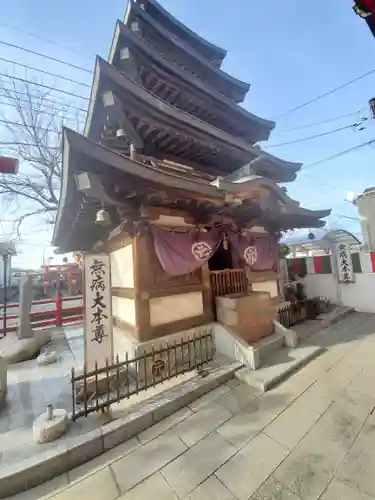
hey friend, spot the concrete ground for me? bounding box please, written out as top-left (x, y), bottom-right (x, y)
top-left (5, 311), bottom-right (375, 500)
top-left (0, 325), bottom-right (84, 466)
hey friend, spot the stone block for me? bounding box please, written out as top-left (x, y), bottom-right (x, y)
top-left (34, 329), bottom-right (51, 347)
top-left (66, 427), bottom-right (104, 470)
top-left (3, 338), bottom-right (40, 365)
top-left (102, 410), bottom-right (153, 451)
top-left (33, 408), bottom-right (68, 443)
top-left (274, 321), bottom-right (298, 348)
top-left (37, 349), bottom-right (58, 365)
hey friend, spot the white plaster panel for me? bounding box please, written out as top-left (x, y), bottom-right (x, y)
top-left (112, 326), bottom-right (138, 362)
top-left (149, 292), bottom-right (203, 326)
top-left (302, 275), bottom-right (339, 304)
top-left (112, 296), bottom-right (136, 326)
top-left (340, 273), bottom-right (375, 313)
top-left (110, 244), bottom-right (134, 287)
top-left (252, 280), bottom-right (278, 298)
top-left (135, 323), bottom-right (213, 354)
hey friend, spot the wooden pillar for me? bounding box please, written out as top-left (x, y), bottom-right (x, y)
top-left (133, 234), bottom-right (151, 341)
top-left (201, 263), bottom-right (214, 322)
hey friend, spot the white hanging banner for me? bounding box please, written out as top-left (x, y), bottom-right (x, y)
top-left (84, 254), bottom-right (113, 371)
top-left (337, 244), bottom-right (354, 283)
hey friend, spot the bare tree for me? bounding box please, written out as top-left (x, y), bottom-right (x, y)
top-left (0, 73), bottom-right (83, 235)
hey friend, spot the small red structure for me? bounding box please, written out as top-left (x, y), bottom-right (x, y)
top-left (0, 156), bottom-right (19, 175)
top-left (42, 263), bottom-right (82, 296)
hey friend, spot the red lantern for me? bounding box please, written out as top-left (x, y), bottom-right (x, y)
top-left (354, 0), bottom-right (375, 16)
top-left (0, 156), bottom-right (19, 174)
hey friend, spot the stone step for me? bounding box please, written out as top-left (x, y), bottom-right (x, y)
top-left (294, 306), bottom-right (354, 343)
top-left (235, 343), bottom-right (324, 392)
top-left (250, 332), bottom-right (285, 366)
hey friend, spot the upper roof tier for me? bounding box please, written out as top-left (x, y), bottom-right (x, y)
top-left (119, 1), bottom-right (249, 102)
top-left (125, 0), bottom-right (227, 67)
top-left (84, 57), bottom-right (299, 181)
top-left (108, 20), bottom-right (275, 143)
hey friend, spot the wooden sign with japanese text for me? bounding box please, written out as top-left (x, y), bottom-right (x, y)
top-left (337, 244), bottom-right (355, 283)
top-left (84, 254), bottom-right (113, 371)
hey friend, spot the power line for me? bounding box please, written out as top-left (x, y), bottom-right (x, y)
top-left (275, 68), bottom-right (375, 119)
top-left (0, 22), bottom-right (95, 62)
top-left (0, 73), bottom-right (89, 100)
top-left (303, 139), bottom-right (375, 171)
top-left (0, 100), bottom-right (84, 121)
top-left (0, 141), bottom-right (59, 150)
top-left (0, 40), bottom-right (92, 74)
top-left (279, 108), bottom-right (368, 132)
top-left (0, 93), bottom-right (85, 116)
top-left (0, 88), bottom-right (87, 112)
top-left (0, 118), bottom-right (51, 132)
top-left (0, 118), bottom-right (81, 133)
top-left (0, 56), bottom-right (91, 88)
top-left (265, 123), bottom-right (360, 148)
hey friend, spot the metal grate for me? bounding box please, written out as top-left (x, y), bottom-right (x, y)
top-left (278, 300), bottom-right (307, 328)
top-left (210, 269), bottom-right (247, 297)
top-left (71, 330), bottom-right (214, 421)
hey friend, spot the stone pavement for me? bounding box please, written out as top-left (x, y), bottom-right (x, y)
top-left (6, 312), bottom-right (375, 500)
top-left (0, 325), bottom-right (84, 466)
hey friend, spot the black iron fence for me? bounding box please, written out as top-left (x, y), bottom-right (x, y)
top-left (278, 300), bottom-right (307, 328)
top-left (71, 330), bottom-right (214, 421)
top-left (278, 297), bottom-right (330, 328)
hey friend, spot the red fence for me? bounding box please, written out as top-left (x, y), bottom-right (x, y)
top-left (0, 295), bottom-right (83, 334)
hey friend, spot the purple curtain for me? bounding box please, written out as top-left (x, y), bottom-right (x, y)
top-left (151, 226), bottom-right (223, 276)
top-left (227, 231), bottom-right (277, 271)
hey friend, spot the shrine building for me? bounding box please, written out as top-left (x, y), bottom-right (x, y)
top-left (52, 0), bottom-right (330, 364)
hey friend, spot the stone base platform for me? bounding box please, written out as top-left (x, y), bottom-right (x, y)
top-left (0, 358), bottom-right (241, 498)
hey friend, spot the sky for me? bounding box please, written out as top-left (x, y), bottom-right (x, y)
top-left (0, 0), bottom-right (374, 267)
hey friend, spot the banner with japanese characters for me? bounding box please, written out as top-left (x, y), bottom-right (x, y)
top-left (337, 244), bottom-right (355, 283)
top-left (84, 254), bottom-right (113, 371)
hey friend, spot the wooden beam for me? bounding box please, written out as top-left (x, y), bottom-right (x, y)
top-left (149, 315), bottom-right (210, 340)
top-left (112, 286), bottom-right (135, 299)
top-left (133, 233), bottom-right (152, 340)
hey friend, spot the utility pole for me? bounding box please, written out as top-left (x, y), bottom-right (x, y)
top-left (0, 156), bottom-right (19, 337)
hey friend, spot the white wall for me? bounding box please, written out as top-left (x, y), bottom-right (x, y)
top-left (301, 270), bottom-right (375, 313)
top-left (110, 244), bottom-right (134, 288)
top-left (112, 296), bottom-right (136, 325)
top-left (340, 273), bottom-right (375, 312)
top-left (149, 291), bottom-right (203, 326)
top-left (302, 275), bottom-right (339, 304)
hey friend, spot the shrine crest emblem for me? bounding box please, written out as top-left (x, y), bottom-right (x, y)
top-left (244, 246), bottom-right (257, 265)
top-left (192, 241), bottom-right (213, 261)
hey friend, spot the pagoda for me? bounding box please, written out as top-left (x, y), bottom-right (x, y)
top-left (53, 0), bottom-right (330, 361)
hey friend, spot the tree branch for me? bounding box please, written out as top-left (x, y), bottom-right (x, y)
top-left (0, 72), bottom-right (83, 234)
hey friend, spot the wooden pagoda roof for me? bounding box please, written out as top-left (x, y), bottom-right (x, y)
top-left (121, 1), bottom-right (249, 103)
top-left (230, 154), bottom-right (302, 183)
top-left (52, 128), bottom-right (330, 253)
top-left (125, 0), bottom-right (227, 67)
top-left (85, 57), bottom-right (297, 181)
top-left (108, 20), bottom-right (275, 143)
